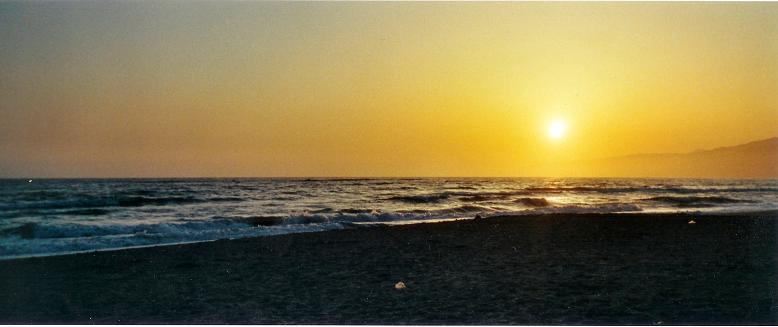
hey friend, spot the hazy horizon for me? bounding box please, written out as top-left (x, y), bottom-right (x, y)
top-left (6, 137), bottom-right (778, 180)
top-left (1, 2), bottom-right (777, 178)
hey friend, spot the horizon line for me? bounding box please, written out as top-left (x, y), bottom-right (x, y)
top-left (2, 176), bottom-right (776, 181)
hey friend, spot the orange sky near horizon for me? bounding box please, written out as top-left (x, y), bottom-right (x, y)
top-left (0, 2), bottom-right (776, 177)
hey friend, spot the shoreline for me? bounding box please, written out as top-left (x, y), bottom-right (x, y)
top-left (4, 210), bottom-right (778, 262)
top-left (1, 212), bottom-right (776, 324)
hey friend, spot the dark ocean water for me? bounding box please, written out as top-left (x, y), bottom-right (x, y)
top-left (1, 178), bottom-right (776, 259)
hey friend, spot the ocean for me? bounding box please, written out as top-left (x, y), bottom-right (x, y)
top-left (1, 178), bottom-right (776, 259)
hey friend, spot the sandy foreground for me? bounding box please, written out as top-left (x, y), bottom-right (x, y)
top-left (0, 213), bottom-right (776, 324)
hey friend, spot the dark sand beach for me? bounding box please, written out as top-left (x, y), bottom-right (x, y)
top-left (1, 213), bottom-right (776, 324)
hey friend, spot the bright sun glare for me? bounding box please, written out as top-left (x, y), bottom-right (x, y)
top-left (548, 119), bottom-right (567, 140)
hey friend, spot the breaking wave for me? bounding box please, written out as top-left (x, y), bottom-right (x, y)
top-left (458, 191), bottom-right (532, 202)
top-left (642, 196), bottom-right (754, 207)
top-left (0, 219), bottom-right (345, 259)
top-left (0, 201), bottom-right (651, 258)
top-left (2, 177), bottom-right (776, 259)
top-left (514, 197), bottom-right (550, 207)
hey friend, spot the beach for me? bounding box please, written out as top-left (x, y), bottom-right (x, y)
top-left (2, 0), bottom-right (778, 324)
top-left (1, 212), bottom-right (776, 324)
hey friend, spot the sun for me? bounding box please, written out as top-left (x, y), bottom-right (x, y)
top-left (548, 119), bottom-right (567, 140)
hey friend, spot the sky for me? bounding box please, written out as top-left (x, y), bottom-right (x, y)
top-left (0, 1), bottom-right (776, 177)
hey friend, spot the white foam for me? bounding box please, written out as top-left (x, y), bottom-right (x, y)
top-left (0, 220), bottom-right (345, 260)
top-left (2, 178), bottom-right (777, 260)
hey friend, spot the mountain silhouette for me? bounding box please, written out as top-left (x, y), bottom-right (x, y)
top-left (549, 137), bottom-right (778, 179)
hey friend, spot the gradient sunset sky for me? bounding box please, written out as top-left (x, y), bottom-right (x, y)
top-left (1, 2), bottom-right (776, 177)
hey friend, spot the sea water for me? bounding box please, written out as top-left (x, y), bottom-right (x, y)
top-left (1, 178), bottom-right (776, 259)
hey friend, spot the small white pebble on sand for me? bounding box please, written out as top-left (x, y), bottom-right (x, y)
top-left (395, 281), bottom-right (406, 290)
top-left (688, 220), bottom-right (696, 224)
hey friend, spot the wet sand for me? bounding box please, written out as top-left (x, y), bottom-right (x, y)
top-left (1, 213), bottom-right (776, 324)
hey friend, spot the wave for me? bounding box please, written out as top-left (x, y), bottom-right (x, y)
top-left (116, 189), bottom-right (159, 197)
top-left (0, 195), bottom-right (245, 211)
top-left (0, 202), bottom-right (657, 259)
top-left (61, 208), bottom-right (113, 216)
top-left (384, 190), bottom-right (532, 204)
top-left (388, 194), bottom-right (450, 203)
top-left (0, 223), bottom-right (38, 239)
top-left (2, 177), bottom-right (775, 259)
top-left (385, 185), bottom-right (768, 205)
top-left (117, 196), bottom-right (205, 207)
top-left (422, 205), bottom-right (496, 216)
top-left (458, 191), bottom-right (531, 202)
top-left (449, 185), bottom-right (478, 190)
top-left (0, 205), bottom-right (495, 243)
top-left (0, 200), bottom-right (649, 242)
top-left (487, 203), bottom-right (643, 216)
top-left (13, 190), bottom-right (68, 201)
top-left (0, 219), bottom-right (346, 258)
top-left (208, 196), bottom-right (246, 202)
top-left (514, 197), bottom-right (550, 207)
top-left (0, 219), bottom-right (252, 240)
top-left (642, 196), bottom-right (754, 207)
top-left (210, 212), bottom-right (416, 229)
top-left (214, 216), bottom-right (286, 226)
top-left (280, 191), bottom-right (305, 195)
top-left (524, 186), bottom-right (778, 194)
top-left (241, 203), bottom-right (643, 226)
top-left (524, 186), bottom-right (625, 193)
top-left (524, 186), bottom-right (660, 194)
top-left (209, 203), bottom-right (634, 228)
top-left (337, 208), bottom-right (381, 214)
